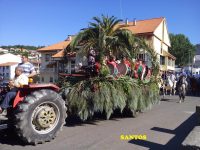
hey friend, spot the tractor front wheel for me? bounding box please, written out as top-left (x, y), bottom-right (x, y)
top-left (14, 89), bottom-right (67, 145)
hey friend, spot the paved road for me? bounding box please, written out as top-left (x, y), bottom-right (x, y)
top-left (0, 95), bottom-right (199, 150)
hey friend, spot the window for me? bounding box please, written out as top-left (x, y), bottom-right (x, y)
top-left (6, 66), bottom-right (9, 69)
top-left (71, 60), bottom-right (76, 73)
top-left (160, 56), bottom-right (165, 65)
top-left (6, 73), bottom-right (9, 77)
top-left (168, 58), bottom-right (172, 66)
top-left (41, 77), bottom-right (44, 82)
top-left (50, 77), bottom-right (53, 82)
top-left (45, 54), bottom-right (51, 61)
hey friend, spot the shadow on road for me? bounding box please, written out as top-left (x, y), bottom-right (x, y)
top-left (65, 109), bottom-right (133, 127)
top-left (129, 113), bottom-right (197, 150)
top-left (65, 115), bottom-right (101, 127)
top-left (0, 128), bottom-right (26, 146)
top-left (160, 98), bottom-right (176, 102)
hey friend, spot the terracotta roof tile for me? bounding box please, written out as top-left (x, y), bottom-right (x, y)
top-left (37, 40), bottom-right (71, 52)
top-left (52, 50), bottom-right (64, 58)
top-left (120, 17), bottom-right (164, 34)
top-left (52, 50), bottom-right (76, 58)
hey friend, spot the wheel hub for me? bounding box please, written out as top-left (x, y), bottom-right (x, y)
top-left (36, 107), bottom-right (56, 128)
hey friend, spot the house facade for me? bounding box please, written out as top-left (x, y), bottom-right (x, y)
top-left (0, 62), bottom-right (19, 83)
top-left (192, 45), bottom-right (200, 75)
top-left (122, 17), bottom-right (175, 71)
top-left (0, 53), bottom-right (22, 83)
top-left (37, 39), bottom-right (71, 83)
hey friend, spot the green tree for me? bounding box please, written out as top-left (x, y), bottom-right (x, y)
top-left (69, 15), bottom-right (136, 63)
top-left (169, 33), bottom-right (195, 67)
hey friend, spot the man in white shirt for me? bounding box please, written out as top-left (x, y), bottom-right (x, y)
top-left (170, 72), bottom-right (176, 82)
top-left (18, 54), bottom-right (36, 77)
top-left (0, 67), bottom-right (28, 113)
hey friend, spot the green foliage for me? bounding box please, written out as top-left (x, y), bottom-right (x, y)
top-left (99, 64), bottom-right (110, 77)
top-left (62, 77), bottom-right (159, 121)
top-left (169, 33), bottom-right (196, 66)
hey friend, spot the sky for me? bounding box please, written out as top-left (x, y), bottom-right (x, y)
top-left (0, 0), bottom-right (199, 46)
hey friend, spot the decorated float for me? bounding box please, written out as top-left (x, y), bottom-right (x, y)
top-left (59, 15), bottom-right (160, 120)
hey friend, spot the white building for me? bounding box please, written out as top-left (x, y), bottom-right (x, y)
top-left (192, 47), bottom-right (200, 75)
top-left (122, 17), bottom-right (176, 71)
top-left (0, 53), bottom-right (21, 64)
top-left (0, 53), bottom-right (21, 82)
top-left (0, 62), bottom-right (19, 82)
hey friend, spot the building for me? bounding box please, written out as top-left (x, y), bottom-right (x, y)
top-left (37, 39), bottom-right (71, 83)
top-left (0, 53), bottom-right (21, 83)
top-left (192, 45), bottom-right (200, 75)
top-left (38, 17), bottom-right (175, 83)
top-left (121, 17), bottom-right (175, 71)
top-left (28, 55), bottom-right (41, 74)
top-left (0, 62), bottom-right (19, 83)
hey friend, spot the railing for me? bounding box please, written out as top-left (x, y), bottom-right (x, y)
top-left (40, 68), bottom-right (57, 72)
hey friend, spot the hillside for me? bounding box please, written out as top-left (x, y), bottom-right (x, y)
top-left (0, 45), bottom-right (44, 50)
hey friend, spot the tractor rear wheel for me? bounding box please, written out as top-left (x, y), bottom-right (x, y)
top-left (14, 89), bottom-right (67, 145)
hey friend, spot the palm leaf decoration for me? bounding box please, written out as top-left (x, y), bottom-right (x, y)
top-left (63, 76), bottom-right (159, 120)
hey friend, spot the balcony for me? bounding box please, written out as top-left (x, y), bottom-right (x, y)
top-left (160, 65), bottom-right (167, 71)
top-left (40, 68), bottom-right (57, 73)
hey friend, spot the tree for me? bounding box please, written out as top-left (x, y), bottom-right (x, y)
top-left (169, 33), bottom-right (196, 67)
top-left (69, 15), bottom-right (136, 64)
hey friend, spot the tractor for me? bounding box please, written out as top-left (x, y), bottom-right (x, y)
top-left (0, 63), bottom-right (128, 145)
top-left (0, 82), bottom-right (67, 145)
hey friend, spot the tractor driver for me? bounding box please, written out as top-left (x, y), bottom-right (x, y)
top-left (0, 67), bottom-right (28, 114)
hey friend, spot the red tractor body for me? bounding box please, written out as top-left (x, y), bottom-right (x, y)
top-left (12, 83), bottom-right (60, 108)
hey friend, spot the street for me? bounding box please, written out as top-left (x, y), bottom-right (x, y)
top-left (0, 95), bottom-right (199, 150)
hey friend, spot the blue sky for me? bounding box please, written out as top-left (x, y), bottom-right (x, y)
top-left (0, 0), bottom-right (199, 46)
